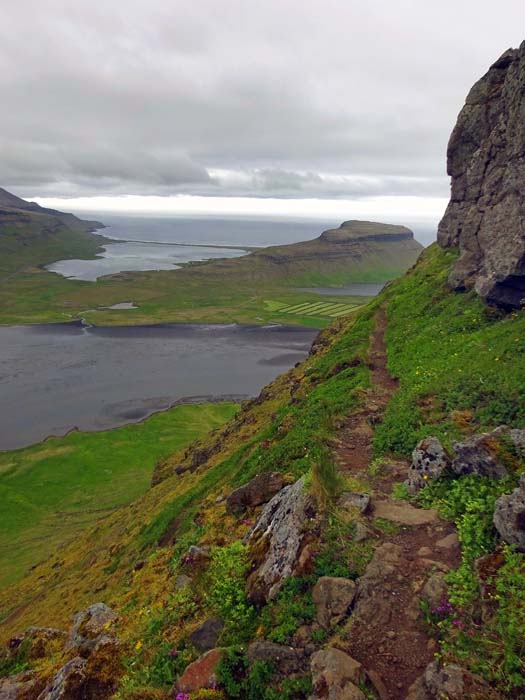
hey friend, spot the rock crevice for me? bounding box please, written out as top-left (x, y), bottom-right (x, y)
top-left (438, 41), bottom-right (525, 308)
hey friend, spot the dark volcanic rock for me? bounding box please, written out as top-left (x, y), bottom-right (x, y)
top-left (408, 437), bottom-right (450, 493)
top-left (406, 660), bottom-right (503, 699)
top-left (226, 472), bottom-right (285, 514)
top-left (66, 603), bottom-right (117, 656)
top-left (493, 473), bottom-right (525, 551)
top-left (312, 576), bottom-right (357, 629)
top-left (437, 42), bottom-right (525, 308)
top-left (451, 428), bottom-right (509, 479)
top-left (0, 670), bottom-right (44, 700)
top-left (247, 640), bottom-right (305, 676)
top-left (246, 476), bottom-right (316, 603)
top-left (189, 618), bottom-right (224, 653)
top-left (37, 657), bottom-right (87, 700)
top-left (310, 648), bottom-right (365, 700)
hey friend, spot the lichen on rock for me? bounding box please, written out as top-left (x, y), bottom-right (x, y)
top-left (438, 41), bottom-right (525, 308)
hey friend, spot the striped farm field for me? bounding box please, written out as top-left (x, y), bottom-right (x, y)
top-left (275, 300), bottom-right (361, 318)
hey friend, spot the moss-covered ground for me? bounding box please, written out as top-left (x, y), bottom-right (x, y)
top-left (2, 244), bottom-right (525, 697)
top-left (0, 402), bottom-right (237, 589)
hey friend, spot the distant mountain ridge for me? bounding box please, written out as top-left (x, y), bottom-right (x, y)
top-left (320, 220), bottom-right (415, 243)
top-left (239, 219), bottom-right (422, 282)
top-left (0, 187), bottom-right (107, 275)
top-left (0, 187), bottom-right (104, 232)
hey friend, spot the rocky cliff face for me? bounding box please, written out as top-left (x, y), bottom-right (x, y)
top-left (437, 41), bottom-right (525, 308)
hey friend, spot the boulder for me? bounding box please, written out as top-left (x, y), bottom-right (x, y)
top-left (420, 572), bottom-right (448, 610)
top-left (82, 635), bottom-right (123, 698)
top-left (509, 428), bottom-right (525, 456)
top-left (312, 577), bottom-right (357, 629)
top-left (174, 648), bottom-right (223, 694)
top-left (226, 472), bottom-right (285, 514)
top-left (493, 473), bottom-right (525, 550)
top-left (0, 671), bottom-right (44, 700)
top-left (406, 661), bottom-right (503, 700)
top-left (408, 437), bottom-right (450, 493)
top-left (338, 492), bottom-right (370, 514)
top-left (247, 640), bottom-right (304, 676)
top-left (189, 618), bottom-right (224, 653)
top-left (451, 429), bottom-right (509, 479)
top-left (437, 42), bottom-right (525, 309)
top-left (352, 522), bottom-right (370, 542)
top-left (351, 543), bottom-right (404, 633)
top-left (182, 546), bottom-right (211, 570)
top-left (310, 648), bottom-right (365, 700)
top-left (246, 477), bottom-right (316, 603)
top-left (36, 657), bottom-right (87, 700)
top-left (66, 603), bottom-right (118, 656)
top-left (7, 627), bottom-right (66, 663)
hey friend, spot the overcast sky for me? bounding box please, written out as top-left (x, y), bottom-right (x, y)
top-left (1, 1), bottom-right (524, 226)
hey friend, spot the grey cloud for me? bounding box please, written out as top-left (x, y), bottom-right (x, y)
top-left (1, 1), bottom-right (524, 199)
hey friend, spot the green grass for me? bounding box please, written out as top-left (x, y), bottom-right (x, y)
top-left (372, 244), bottom-right (525, 695)
top-left (0, 224), bottom-right (418, 327)
top-left (0, 402), bottom-right (237, 588)
top-left (0, 217), bottom-right (106, 277)
top-left (374, 244), bottom-right (525, 456)
top-left (276, 300), bottom-right (361, 319)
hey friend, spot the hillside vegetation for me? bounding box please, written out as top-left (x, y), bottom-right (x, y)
top-left (0, 187), bottom-right (106, 277)
top-left (0, 215), bottom-right (421, 327)
top-left (1, 244), bottom-right (524, 698)
top-left (0, 403), bottom-right (237, 589)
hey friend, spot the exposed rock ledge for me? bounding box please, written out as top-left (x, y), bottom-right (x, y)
top-left (438, 41), bottom-right (525, 309)
top-left (320, 220), bottom-right (416, 244)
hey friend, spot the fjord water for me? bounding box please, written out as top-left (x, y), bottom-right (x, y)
top-left (91, 214), bottom-right (336, 247)
top-left (46, 240), bottom-right (248, 281)
top-left (45, 214), bottom-right (337, 280)
top-left (0, 322), bottom-right (316, 450)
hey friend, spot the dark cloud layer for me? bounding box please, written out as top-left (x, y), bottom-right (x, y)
top-left (1, 1), bottom-right (524, 199)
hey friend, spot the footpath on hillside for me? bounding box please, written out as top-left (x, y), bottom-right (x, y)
top-left (331, 308), bottom-right (460, 700)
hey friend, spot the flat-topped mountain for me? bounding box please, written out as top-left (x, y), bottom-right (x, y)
top-left (232, 219), bottom-right (422, 284)
top-left (320, 220), bottom-right (415, 243)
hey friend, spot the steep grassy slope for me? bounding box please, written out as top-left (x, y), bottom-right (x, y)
top-left (0, 219), bottom-right (421, 327)
top-left (0, 188), bottom-right (106, 277)
top-left (0, 403), bottom-right (237, 589)
top-left (0, 304), bottom-right (374, 635)
top-left (1, 245), bottom-right (524, 697)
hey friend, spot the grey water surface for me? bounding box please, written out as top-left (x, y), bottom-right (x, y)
top-left (0, 322), bottom-right (316, 450)
top-left (45, 215), bottom-right (338, 280)
top-left (46, 241), bottom-right (248, 281)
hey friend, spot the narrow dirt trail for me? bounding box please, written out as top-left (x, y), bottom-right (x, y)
top-left (332, 308), bottom-right (460, 700)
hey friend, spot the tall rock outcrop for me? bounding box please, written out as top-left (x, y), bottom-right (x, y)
top-left (437, 41), bottom-right (525, 308)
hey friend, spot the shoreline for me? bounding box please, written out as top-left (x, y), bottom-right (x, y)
top-left (1, 395), bottom-right (247, 454)
top-left (1, 318), bottom-right (319, 333)
top-left (23, 394), bottom-right (247, 452)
